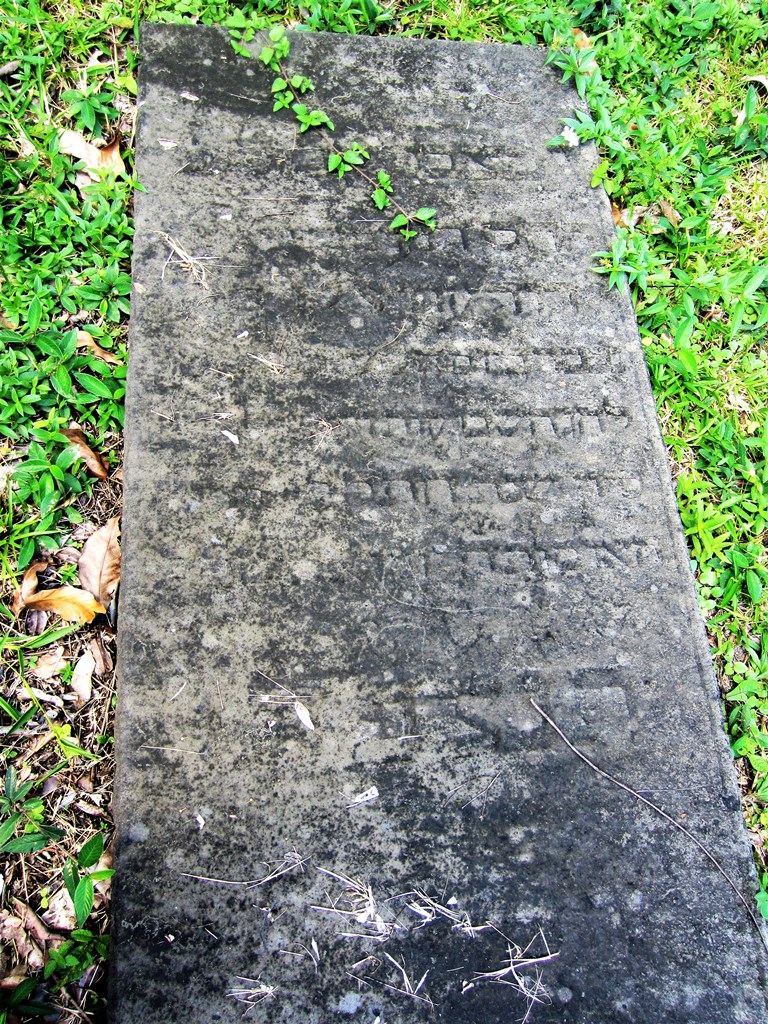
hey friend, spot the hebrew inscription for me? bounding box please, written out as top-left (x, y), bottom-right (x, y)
top-left (113, 25), bottom-right (768, 1024)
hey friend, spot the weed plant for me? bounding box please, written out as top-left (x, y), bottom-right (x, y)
top-left (1, 0), bottom-right (768, 1014)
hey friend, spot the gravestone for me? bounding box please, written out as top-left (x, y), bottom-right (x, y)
top-left (112, 24), bottom-right (768, 1024)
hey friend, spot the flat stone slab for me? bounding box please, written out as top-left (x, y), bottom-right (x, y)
top-left (113, 24), bottom-right (768, 1024)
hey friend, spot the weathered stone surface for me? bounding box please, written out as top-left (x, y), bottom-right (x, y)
top-left (112, 24), bottom-right (768, 1024)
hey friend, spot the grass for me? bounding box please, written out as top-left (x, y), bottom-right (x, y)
top-left (0, 0), bottom-right (767, 1017)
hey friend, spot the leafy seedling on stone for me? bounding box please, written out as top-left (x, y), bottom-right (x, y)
top-left (248, 25), bottom-right (437, 240)
top-left (60, 831), bottom-right (114, 928)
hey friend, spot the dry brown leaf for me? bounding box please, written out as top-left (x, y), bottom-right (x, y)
top-left (571, 27), bottom-right (597, 74)
top-left (28, 686), bottom-right (64, 708)
top-left (61, 426), bottom-right (108, 480)
top-left (41, 889), bottom-right (77, 933)
top-left (11, 899), bottom-right (55, 949)
top-left (59, 129), bottom-right (125, 178)
top-left (572, 26), bottom-right (592, 49)
top-left (71, 650), bottom-right (95, 706)
top-left (11, 560), bottom-right (48, 616)
top-left (611, 203), bottom-right (628, 227)
top-left (55, 545), bottom-right (82, 564)
top-left (76, 329), bottom-right (123, 365)
top-left (78, 517), bottom-right (121, 607)
top-left (93, 850), bottom-right (113, 903)
top-left (24, 609), bottom-right (48, 635)
top-left (87, 637), bottom-right (113, 676)
top-left (659, 199), bottom-right (681, 228)
top-left (71, 521), bottom-right (97, 542)
top-left (30, 646), bottom-right (67, 680)
top-left (0, 913), bottom-right (44, 972)
top-left (0, 965), bottom-right (28, 990)
top-left (23, 586), bottom-right (105, 624)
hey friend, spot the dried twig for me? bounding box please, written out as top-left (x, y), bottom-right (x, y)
top-left (159, 232), bottom-right (218, 289)
top-left (246, 351), bottom-right (287, 374)
top-left (531, 697), bottom-right (768, 955)
top-left (381, 952), bottom-right (433, 1008)
top-left (399, 888), bottom-right (493, 937)
top-left (311, 867), bottom-right (400, 940)
top-left (179, 849), bottom-right (307, 889)
top-left (464, 929), bottom-right (557, 1023)
top-left (246, 850), bottom-right (308, 890)
top-left (308, 418), bottom-right (342, 450)
top-left (227, 978), bottom-right (276, 1016)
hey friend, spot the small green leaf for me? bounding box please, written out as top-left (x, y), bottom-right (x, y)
top-left (415, 207), bottom-right (437, 221)
top-left (259, 46), bottom-right (274, 65)
top-left (591, 159), bottom-right (609, 187)
top-left (747, 569), bottom-right (763, 603)
top-left (271, 77), bottom-right (287, 93)
top-left (63, 860), bottom-right (80, 902)
top-left (677, 348), bottom-right (698, 376)
top-left (0, 812), bottom-right (21, 849)
top-left (1, 834), bottom-right (51, 854)
top-left (328, 153), bottom-right (342, 172)
top-left (269, 25), bottom-right (285, 42)
top-left (390, 214), bottom-right (408, 230)
top-left (74, 876), bottom-right (95, 927)
top-left (78, 833), bottom-right (104, 869)
top-left (371, 189), bottom-right (390, 210)
top-left (5, 766), bottom-right (17, 801)
top-left (73, 372), bottom-right (113, 398)
top-left (377, 170), bottom-right (392, 191)
top-left (28, 296), bottom-right (42, 333)
top-left (52, 365), bottom-right (75, 399)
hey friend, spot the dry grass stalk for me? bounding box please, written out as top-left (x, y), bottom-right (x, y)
top-left (463, 928), bottom-right (558, 1023)
top-left (227, 978), bottom-right (277, 1015)
top-left (159, 233), bottom-right (218, 289)
top-left (381, 952), bottom-right (433, 1008)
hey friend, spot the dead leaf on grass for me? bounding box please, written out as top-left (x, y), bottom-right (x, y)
top-left (0, 965), bottom-right (28, 990)
top-left (87, 637), bottom-right (113, 676)
top-left (27, 588), bottom-right (105, 623)
top-left (15, 563), bottom-right (105, 624)
top-left (41, 889), bottom-right (77, 933)
top-left (24, 609), bottom-right (48, 635)
top-left (611, 203), bottom-right (628, 227)
top-left (71, 650), bottom-right (95, 706)
top-left (61, 426), bottom-right (108, 480)
top-left (59, 129), bottom-right (125, 178)
top-left (55, 545), bottom-right (82, 564)
top-left (0, 912), bottom-right (45, 972)
top-left (93, 849), bottom-right (113, 904)
top-left (78, 517), bottom-right (120, 606)
top-left (572, 27), bottom-right (598, 74)
top-left (30, 646), bottom-right (67, 680)
top-left (659, 199), bottom-right (681, 228)
top-left (11, 560), bottom-right (48, 616)
top-left (11, 900), bottom-right (56, 950)
top-left (71, 521), bottom-right (98, 542)
top-left (75, 330), bottom-right (123, 366)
